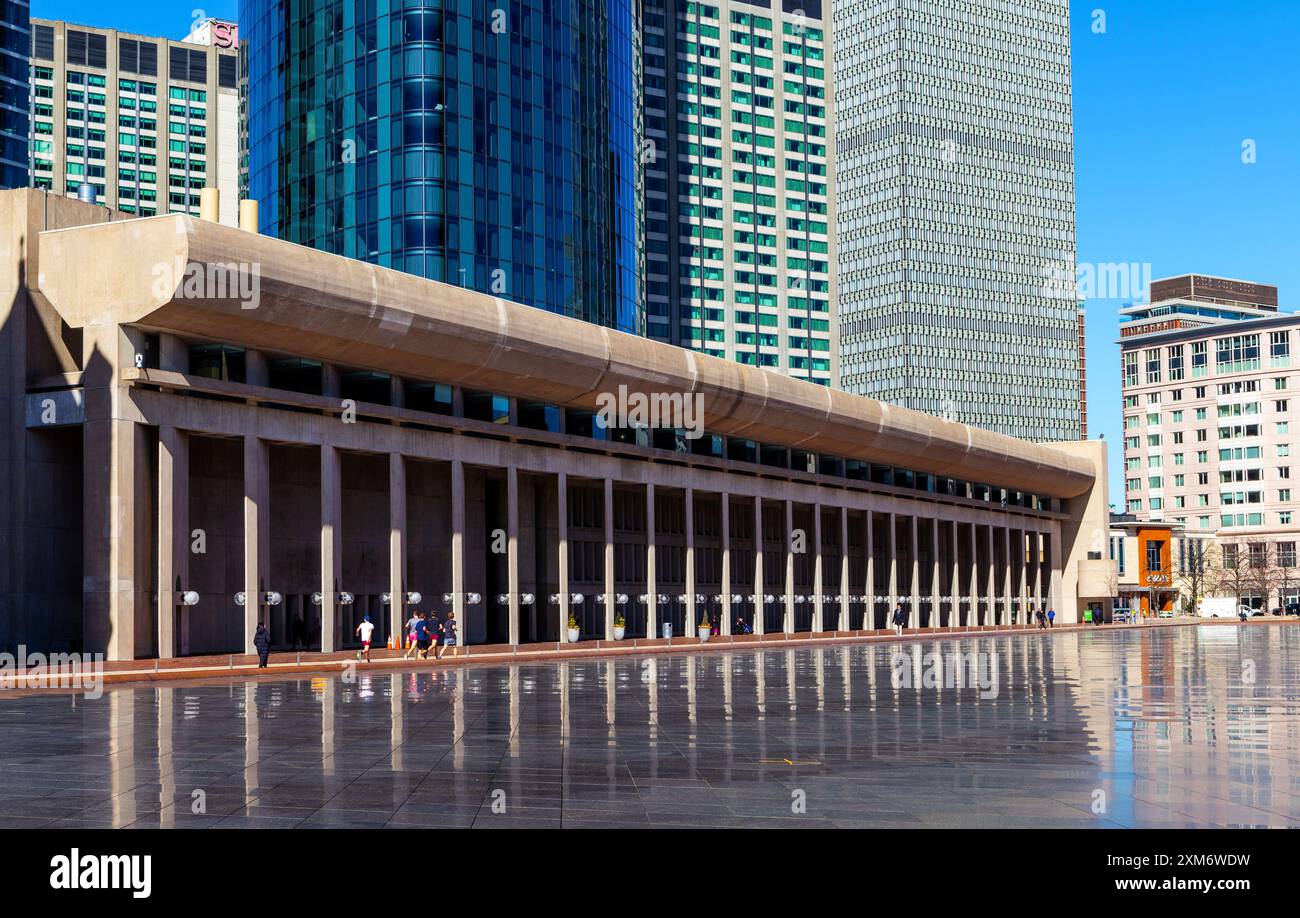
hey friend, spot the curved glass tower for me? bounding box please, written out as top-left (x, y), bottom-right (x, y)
top-left (244, 0), bottom-right (643, 333)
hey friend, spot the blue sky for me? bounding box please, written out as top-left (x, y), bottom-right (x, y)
top-left (35, 0), bottom-right (1300, 500)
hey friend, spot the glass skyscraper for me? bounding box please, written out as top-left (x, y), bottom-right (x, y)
top-left (243, 0), bottom-right (643, 333)
top-left (0, 0), bottom-right (30, 188)
top-left (833, 0), bottom-right (1081, 441)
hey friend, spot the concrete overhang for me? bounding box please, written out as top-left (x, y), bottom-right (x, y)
top-left (35, 214), bottom-right (1096, 498)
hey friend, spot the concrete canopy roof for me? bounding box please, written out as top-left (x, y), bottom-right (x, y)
top-left (35, 214), bottom-right (1096, 498)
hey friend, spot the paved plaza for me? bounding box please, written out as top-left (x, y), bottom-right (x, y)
top-left (1, 625), bottom-right (1297, 828)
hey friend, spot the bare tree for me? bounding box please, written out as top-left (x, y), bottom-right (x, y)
top-left (1243, 540), bottom-right (1281, 615)
top-left (1277, 542), bottom-right (1300, 615)
top-left (1205, 539), bottom-right (1252, 611)
top-left (1172, 536), bottom-right (1212, 615)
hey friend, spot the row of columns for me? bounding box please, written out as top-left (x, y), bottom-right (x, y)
top-left (155, 428), bottom-right (1061, 657)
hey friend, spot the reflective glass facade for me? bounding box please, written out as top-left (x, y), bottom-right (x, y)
top-left (244, 0), bottom-right (644, 333)
top-left (0, 0), bottom-right (29, 188)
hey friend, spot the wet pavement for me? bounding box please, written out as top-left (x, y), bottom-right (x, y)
top-left (1, 625), bottom-right (1297, 828)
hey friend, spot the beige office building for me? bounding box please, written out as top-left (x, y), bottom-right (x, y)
top-left (1120, 275), bottom-right (1299, 611)
top-left (28, 18), bottom-right (239, 224)
top-left (2, 188), bottom-right (1112, 662)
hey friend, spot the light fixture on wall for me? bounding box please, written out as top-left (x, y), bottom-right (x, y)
top-left (179, 591), bottom-right (200, 606)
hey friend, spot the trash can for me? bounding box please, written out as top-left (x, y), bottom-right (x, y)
top-left (661, 622), bottom-right (673, 639)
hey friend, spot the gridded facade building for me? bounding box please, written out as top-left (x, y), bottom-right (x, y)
top-left (0, 0), bottom-right (28, 188)
top-left (643, 0), bottom-right (836, 385)
top-left (833, 0), bottom-right (1081, 440)
top-left (28, 19), bottom-right (240, 223)
top-left (1119, 276), bottom-right (1299, 544)
top-left (243, 0), bottom-right (643, 333)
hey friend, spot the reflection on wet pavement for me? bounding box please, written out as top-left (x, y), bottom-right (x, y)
top-left (0, 626), bottom-right (1297, 828)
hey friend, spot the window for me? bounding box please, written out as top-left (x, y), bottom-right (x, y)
top-left (1145, 348), bottom-right (1161, 384)
top-left (1215, 334), bottom-right (1261, 373)
top-left (1146, 540), bottom-right (1165, 572)
top-left (1167, 344), bottom-right (1184, 381)
top-left (1191, 342), bottom-right (1208, 377)
top-left (1123, 351), bottom-right (1138, 387)
top-left (1270, 330), bottom-right (1291, 367)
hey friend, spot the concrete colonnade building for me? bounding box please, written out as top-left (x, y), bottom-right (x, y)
top-left (2, 189), bottom-right (1111, 661)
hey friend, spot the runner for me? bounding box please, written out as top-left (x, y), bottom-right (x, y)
top-left (355, 615), bottom-right (375, 662)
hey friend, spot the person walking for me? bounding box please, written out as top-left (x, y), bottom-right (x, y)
top-left (253, 622), bottom-right (271, 668)
top-left (1047, 608), bottom-right (1055, 628)
top-left (891, 603), bottom-right (906, 636)
top-left (436, 611), bottom-right (459, 659)
top-left (355, 614), bottom-right (375, 662)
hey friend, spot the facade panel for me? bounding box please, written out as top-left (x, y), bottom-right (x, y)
top-left (243, 0), bottom-right (644, 333)
top-left (833, 0), bottom-right (1080, 440)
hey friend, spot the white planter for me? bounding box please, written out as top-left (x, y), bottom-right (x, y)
top-left (613, 626), bottom-right (625, 641)
top-left (698, 627), bottom-right (711, 642)
top-left (566, 628), bottom-right (581, 644)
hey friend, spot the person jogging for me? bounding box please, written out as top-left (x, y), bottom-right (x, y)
top-left (355, 615), bottom-right (375, 662)
top-left (404, 611), bottom-right (420, 659)
top-left (414, 612), bottom-right (432, 659)
top-left (436, 611), bottom-right (459, 659)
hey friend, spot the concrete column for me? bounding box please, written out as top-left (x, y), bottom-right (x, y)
top-left (243, 435), bottom-right (269, 654)
top-left (507, 466), bottom-right (520, 646)
top-left (909, 514), bottom-right (920, 629)
top-left (839, 506), bottom-right (850, 632)
top-left (864, 509), bottom-right (874, 630)
top-left (685, 487), bottom-right (697, 632)
top-left (157, 426), bottom-right (188, 659)
top-left (969, 522), bottom-right (979, 627)
top-left (753, 496), bottom-right (765, 636)
top-left (558, 472), bottom-right (570, 638)
top-left (645, 482), bottom-right (656, 639)
top-left (320, 444), bottom-right (341, 653)
top-left (784, 499), bottom-right (795, 634)
top-left (887, 511), bottom-right (898, 617)
top-left (83, 415), bottom-right (147, 660)
top-left (451, 458), bottom-right (466, 635)
top-left (931, 518), bottom-right (941, 628)
top-left (604, 477), bottom-right (616, 640)
top-left (389, 452), bottom-right (406, 646)
top-left (1003, 526), bottom-right (1013, 626)
top-left (1034, 530), bottom-right (1044, 610)
top-left (1048, 527), bottom-right (1063, 615)
top-left (950, 519), bottom-right (961, 630)
top-left (812, 503), bottom-right (824, 632)
top-left (986, 523), bottom-right (996, 626)
top-left (720, 494), bottom-right (731, 637)
top-left (1013, 525), bottom-right (1024, 618)
top-left (245, 349), bottom-right (268, 387)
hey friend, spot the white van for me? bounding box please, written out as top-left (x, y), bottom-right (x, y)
top-left (1197, 597), bottom-right (1248, 619)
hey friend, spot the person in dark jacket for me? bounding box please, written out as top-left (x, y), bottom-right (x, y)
top-left (891, 604), bottom-right (906, 636)
top-left (253, 622), bottom-right (271, 668)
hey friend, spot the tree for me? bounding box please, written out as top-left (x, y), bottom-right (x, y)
top-left (1241, 540), bottom-right (1280, 614)
top-left (1172, 536), bottom-right (1212, 615)
top-left (1205, 539), bottom-right (1252, 611)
